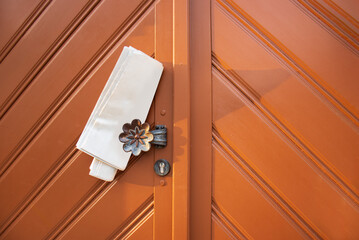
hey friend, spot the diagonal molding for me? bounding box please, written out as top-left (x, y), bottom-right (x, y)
top-left (212, 200), bottom-right (252, 240)
top-left (0, 0), bottom-right (53, 63)
top-left (212, 58), bottom-right (359, 208)
top-left (212, 133), bottom-right (324, 239)
top-left (106, 195), bottom-right (154, 240)
top-left (0, 0), bottom-right (155, 179)
top-left (0, 116), bottom-right (151, 237)
top-left (45, 153), bottom-right (144, 240)
top-left (215, 0), bottom-right (359, 127)
top-left (291, 0), bottom-right (359, 54)
top-left (0, 142), bottom-right (81, 236)
top-left (321, 0), bottom-right (359, 28)
top-left (0, 0), bottom-right (102, 120)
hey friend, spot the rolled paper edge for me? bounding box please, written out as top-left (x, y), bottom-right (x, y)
top-left (89, 158), bottom-right (117, 182)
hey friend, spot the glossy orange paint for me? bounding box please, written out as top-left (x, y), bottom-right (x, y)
top-left (0, 0), bottom-right (174, 239)
top-left (1, 0), bottom-right (359, 239)
top-left (210, 0), bottom-right (359, 239)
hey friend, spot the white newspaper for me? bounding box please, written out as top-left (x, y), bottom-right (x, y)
top-left (77, 46), bottom-right (163, 181)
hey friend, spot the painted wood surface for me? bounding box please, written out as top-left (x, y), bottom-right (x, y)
top-left (0, 0), bottom-right (175, 239)
top-left (1, 0), bottom-right (358, 239)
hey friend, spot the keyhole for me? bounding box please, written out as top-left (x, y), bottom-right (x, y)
top-left (154, 159), bottom-right (170, 177)
top-left (159, 162), bottom-right (165, 174)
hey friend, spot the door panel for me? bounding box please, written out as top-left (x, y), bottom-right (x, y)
top-left (0, 10), bottom-right (155, 228)
top-left (218, 0), bottom-right (359, 118)
top-left (0, 0), bottom-right (173, 239)
top-left (1, 0), bottom-right (358, 239)
top-left (211, 0), bottom-right (359, 239)
top-left (0, 0), bottom-right (91, 117)
top-left (213, 145), bottom-right (304, 239)
top-left (0, 0), bottom-right (46, 62)
top-left (212, 0), bottom-right (359, 195)
top-left (55, 153), bottom-right (154, 240)
top-left (0, 0), bottom-right (146, 170)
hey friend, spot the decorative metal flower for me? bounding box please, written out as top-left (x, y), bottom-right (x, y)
top-left (119, 119), bottom-right (153, 156)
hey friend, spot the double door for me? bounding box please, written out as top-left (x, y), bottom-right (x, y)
top-left (1, 0), bottom-right (358, 239)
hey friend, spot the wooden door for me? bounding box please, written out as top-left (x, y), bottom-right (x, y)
top-left (1, 0), bottom-right (359, 239)
top-left (0, 0), bottom-right (189, 239)
top-left (190, 0), bottom-right (359, 239)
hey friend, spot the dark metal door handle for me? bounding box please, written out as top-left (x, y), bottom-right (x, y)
top-left (119, 119), bottom-right (167, 156)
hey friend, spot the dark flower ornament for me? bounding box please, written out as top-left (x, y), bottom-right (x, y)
top-left (119, 119), bottom-right (153, 156)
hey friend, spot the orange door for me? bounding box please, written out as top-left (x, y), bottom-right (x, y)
top-left (190, 0), bottom-right (359, 239)
top-left (0, 0), bottom-right (184, 239)
top-left (1, 0), bottom-right (359, 239)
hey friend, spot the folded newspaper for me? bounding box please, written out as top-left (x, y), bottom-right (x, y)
top-left (77, 46), bottom-right (164, 181)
